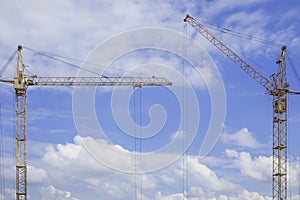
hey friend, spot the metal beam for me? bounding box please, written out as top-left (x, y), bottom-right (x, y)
top-left (26, 76), bottom-right (172, 87)
top-left (0, 45), bottom-right (172, 200)
top-left (184, 14), bottom-right (274, 93)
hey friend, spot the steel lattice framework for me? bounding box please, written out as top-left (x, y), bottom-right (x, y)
top-left (184, 14), bottom-right (299, 200)
top-left (15, 90), bottom-right (27, 199)
top-left (0, 45), bottom-right (172, 200)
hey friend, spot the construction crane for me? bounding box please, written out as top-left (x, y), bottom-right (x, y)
top-left (0, 45), bottom-right (172, 200)
top-left (184, 14), bottom-right (300, 200)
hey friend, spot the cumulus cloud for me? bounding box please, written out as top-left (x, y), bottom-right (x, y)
top-left (2, 1), bottom-right (300, 199)
top-left (225, 150), bottom-right (300, 197)
top-left (27, 165), bottom-right (47, 184)
top-left (155, 188), bottom-right (274, 200)
top-left (221, 128), bottom-right (262, 148)
top-left (39, 185), bottom-right (79, 200)
top-left (288, 158), bottom-right (300, 189)
top-left (225, 149), bottom-right (272, 181)
top-left (235, 189), bottom-right (272, 200)
top-left (155, 192), bottom-right (186, 200)
top-left (3, 134), bottom-right (300, 200)
top-left (27, 136), bottom-right (240, 199)
top-left (184, 156), bottom-right (237, 191)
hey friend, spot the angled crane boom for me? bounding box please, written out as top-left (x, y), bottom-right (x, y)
top-left (0, 45), bottom-right (172, 200)
top-left (184, 14), bottom-right (299, 200)
top-left (184, 14), bottom-right (274, 93)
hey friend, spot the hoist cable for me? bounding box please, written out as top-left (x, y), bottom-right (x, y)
top-left (139, 88), bottom-right (143, 200)
top-left (183, 23), bottom-right (188, 200)
top-left (298, 157), bottom-right (300, 196)
top-left (0, 104), bottom-right (5, 198)
top-left (0, 50), bottom-right (17, 77)
top-left (133, 88), bottom-right (137, 200)
top-left (12, 93), bottom-right (16, 195)
top-left (132, 87), bottom-right (144, 200)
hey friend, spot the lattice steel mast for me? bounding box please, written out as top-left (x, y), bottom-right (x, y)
top-left (272, 47), bottom-right (288, 200)
top-left (15, 45), bottom-right (27, 200)
top-left (0, 45), bottom-right (172, 200)
top-left (184, 14), bottom-right (299, 200)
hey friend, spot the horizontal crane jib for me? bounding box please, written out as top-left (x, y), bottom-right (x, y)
top-left (26, 76), bottom-right (172, 87)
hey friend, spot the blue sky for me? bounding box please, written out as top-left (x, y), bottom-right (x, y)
top-left (0, 0), bottom-right (300, 199)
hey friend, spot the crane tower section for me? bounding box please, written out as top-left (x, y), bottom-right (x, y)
top-left (0, 45), bottom-right (172, 200)
top-left (15, 45), bottom-right (27, 200)
top-left (272, 46), bottom-right (288, 200)
top-left (184, 15), bottom-right (296, 200)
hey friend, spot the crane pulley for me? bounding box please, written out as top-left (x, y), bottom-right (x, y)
top-left (184, 14), bottom-right (299, 200)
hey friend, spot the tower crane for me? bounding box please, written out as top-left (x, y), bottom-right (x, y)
top-left (0, 45), bottom-right (172, 200)
top-left (184, 14), bottom-right (300, 200)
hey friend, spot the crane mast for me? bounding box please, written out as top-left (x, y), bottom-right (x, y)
top-left (272, 47), bottom-right (288, 200)
top-left (1, 45), bottom-right (172, 200)
top-left (15, 45), bottom-right (27, 200)
top-left (184, 14), bottom-right (297, 200)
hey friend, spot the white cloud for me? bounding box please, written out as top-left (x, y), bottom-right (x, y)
top-left (27, 107), bottom-right (72, 123)
top-left (39, 185), bottom-right (79, 200)
top-left (221, 128), bottom-right (262, 148)
top-left (0, 0), bottom-right (223, 95)
top-left (3, 134), bottom-right (300, 199)
top-left (235, 189), bottom-right (272, 200)
top-left (23, 136), bottom-right (240, 199)
top-left (160, 174), bottom-right (177, 185)
top-left (184, 156), bottom-right (238, 191)
top-left (225, 149), bottom-right (272, 181)
top-left (155, 188), bottom-right (274, 200)
top-left (3, 189), bottom-right (15, 200)
top-left (28, 165), bottom-right (47, 184)
top-left (201, 0), bottom-right (270, 18)
top-left (1, 1), bottom-right (300, 199)
top-left (288, 158), bottom-right (300, 189)
top-left (291, 195), bottom-right (300, 200)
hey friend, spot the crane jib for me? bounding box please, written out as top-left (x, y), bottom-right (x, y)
top-left (184, 14), bottom-right (275, 93)
top-left (184, 14), bottom-right (300, 200)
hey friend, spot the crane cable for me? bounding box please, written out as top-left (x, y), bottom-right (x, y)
top-left (193, 18), bottom-right (300, 85)
top-left (22, 46), bottom-right (152, 77)
top-left (198, 20), bottom-right (275, 76)
top-left (139, 88), bottom-right (143, 200)
top-left (183, 23), bottom-right (188, 200)
top-left (133, 88), bottom-right (137, 200)
top-left (298, 157), bottom-right (300, 197)
top-left (0, 104), bottom-right (5, 198)
top-left (197, 19), bottom-right (283, 47)
top-left (23, 46), bottom-right (103, 77)
top-left (133, 87), bottom-right (143, 200)
top-left (0, 50), bottom-right (17, 78)
top-left (286, 52), bottom-right (300, 89)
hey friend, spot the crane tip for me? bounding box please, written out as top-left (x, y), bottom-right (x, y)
top-left (184, 14), bottom-right (190, 22)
